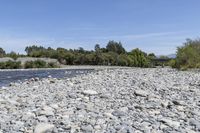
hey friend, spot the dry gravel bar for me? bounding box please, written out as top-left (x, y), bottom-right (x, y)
top-left (0, 68), bottom-right (200, 133)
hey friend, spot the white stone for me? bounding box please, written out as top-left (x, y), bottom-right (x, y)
top-left (82, 90), bottom-right (98, 95)
top-left (34, 123), bottom-right (54, 133)
top-left (134, 90), bottom-right (148, 97)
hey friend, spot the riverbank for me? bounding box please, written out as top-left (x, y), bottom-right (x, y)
top-left (0, 65), bottom-right (132, 71)
top-left (0, 68), bottom-right (200, 132)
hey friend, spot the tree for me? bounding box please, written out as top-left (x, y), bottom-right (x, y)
top-left (95, 44), bottom-right (100, 52)
top-left (106, 41), bottom-right (126, 54)
top-left (78, 47), bottom-right (85, 54)
top-left (7, 51), bottom-right (18, 60)
top-left (148, 53), bottom-right (156, 59)
top-left (0, 47), bottom-right (6, 57)
top-left (25, 45), bottom-right (45, 56)
top-left (94, 44), bottom-right (102, 65)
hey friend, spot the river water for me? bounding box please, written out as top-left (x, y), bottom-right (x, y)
top-left (0, 69), bottom-right (94, 87)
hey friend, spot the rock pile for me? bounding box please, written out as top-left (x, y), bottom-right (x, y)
top-left (0, 68), bottom-right (200, 133)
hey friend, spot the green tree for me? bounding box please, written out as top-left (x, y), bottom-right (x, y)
top-left (0, 47), bottom-right (6, 57)
top-left (106, 41), bottom-right (126, 54)
top-left (7, 51), bottom-right (19, 60)
top-left (25, 45), bottom-right (46, 56)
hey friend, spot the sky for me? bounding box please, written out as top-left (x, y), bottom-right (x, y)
top-left (0, 0), bottom-right (200, 55)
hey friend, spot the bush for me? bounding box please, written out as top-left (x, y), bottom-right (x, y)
top-left (168, 59), bottom-right (176, 68)
top-left (24, 60), bottom-right (59, 69)
top-left (117, 54), bottom-right (129, 66)
top-left (24, 60), bottom-right (45, 68)
top-left (175, 39), bottom-right (200, 69)
top-left (128, 48), bottom-right (149, 67)
top-left (47, 62), bottom-right (60, 68)
top-left (0, 61), bottom-right (21, 69)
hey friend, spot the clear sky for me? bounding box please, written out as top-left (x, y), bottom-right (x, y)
top-left (0, 0), bottom-right (200, 55)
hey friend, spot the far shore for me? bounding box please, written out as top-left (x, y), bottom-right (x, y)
top-left (0, 65), bottom-right (134, 71)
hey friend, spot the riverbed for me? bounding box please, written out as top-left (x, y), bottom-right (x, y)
top-left (0, 67), bottom-right (200, 132)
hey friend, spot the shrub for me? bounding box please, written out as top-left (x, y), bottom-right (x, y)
top-left (24, 60), bottom-right (59, 69)
top-left (168, 59), bottom-right (176, 68)
top-left (175, 39), bottom-right (200, 69)
top-left (47, 62), bottom-right (60, 68)
top-left (128, 48), bottom-right (149, 67)
top-left (0, 61), bottom-right (21, 69)
top-left (24, 60), bottom-right (47, 68)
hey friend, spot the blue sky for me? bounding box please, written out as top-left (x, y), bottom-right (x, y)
top-left (0, 0), bottom-right (200, 55)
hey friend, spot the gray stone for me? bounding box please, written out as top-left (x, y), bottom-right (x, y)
top-left (81, 125), bottom-right (93, 132)
top-left (159, 118), bottom-right (180, 129)
top-left (134, 90), bottom-right (148, 97)
top-left (37, 116), bottom-right (48, 123)
top-left (82, 90), bottom-right (98, 95)
top-left (112, 110), bottom-right (126, 117)
top-left (34, 123), bottom-right (55, 133)
top-left (189, 118), bottom-right (200, 130)
top-left (38, 110), bottom-right (54, 117)
top-left (172, 100), bottom-right (184, 106)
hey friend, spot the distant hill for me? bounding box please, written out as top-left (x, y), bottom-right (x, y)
top-left (167, 54), bottom-right (176, 58)
top-left (156, 54), bottom-right (176, 59)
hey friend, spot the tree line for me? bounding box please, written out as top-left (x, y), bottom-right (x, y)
top-left (0, 41), bottom-right (159, 67)
top-left (2, 39), bottom-right (200, 70)
top-left (2, 40), bottom-right (186, 69)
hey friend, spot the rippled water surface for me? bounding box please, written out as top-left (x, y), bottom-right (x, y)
top-left (0, 69), bottom-right (94, 87)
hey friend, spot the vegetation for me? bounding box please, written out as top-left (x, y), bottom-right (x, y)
top-left (24, 60), bottom-right (59, 69)
top-left (0, 61), bottom-right (21, 69)
top-left (3, 38), bottom-right (200, 70)
top-left (0, 40), bottom-right (178, 69)
top-left (24, 41), bottom-right (156, 67)
top-left (174, 39), bottom-right (200, 70)
top-left (0, 47), bottom-right (6, 57)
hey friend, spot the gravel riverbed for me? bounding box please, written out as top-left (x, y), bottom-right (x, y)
top-left (0, 68), bottom-right (200, 133)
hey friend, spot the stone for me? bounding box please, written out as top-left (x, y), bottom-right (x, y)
top-left (68, 93), bottom-right (77, 99)
top-left (172, 100), bottom-right (184, 106)
top-left (104, 112), bottom-right (115, 118)
top-left (37, 116), bottom-right (48, 123)
top-left (112, 110), bottom-right (126, 117)
top-left (148, 109), bottom-right (160, 115)
top-left (38, 106), bottom-right (54, 116)
top-left (50, 104), bottom-right (59, 110)
top-left (38, 110), bottom-right (54, 117)
top-left (134, 90), bottom-right (148, 97)
top-left (22, 112), bottom-right (35, 121)
top-left (82, 90), bottom-right (98, 95)
top-left (159, 118), bottom-right (180, 129)
top-left (81, 125), bottom-right (93, 132)
top-left (119, 107), bottom-right (129, 112)
top-left (34, 123), bottom-right (55, 133)
top-left (189, 118), bottom-right (200, 130)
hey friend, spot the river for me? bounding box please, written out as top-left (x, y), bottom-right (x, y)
top-left (0, 69), bottom-right (94, 87)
